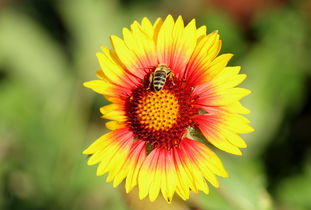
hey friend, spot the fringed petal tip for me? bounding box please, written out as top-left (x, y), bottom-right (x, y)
top-left (82, 148), bottom-right (91, 155)
top-left (192, 114), bottom-right (252, 156)
top-left (83, 80), bottom-right (110, 95)
top-left (83, 81), bottom-right (93, 88)
top-left (135, 138), bottom-right (229, 203)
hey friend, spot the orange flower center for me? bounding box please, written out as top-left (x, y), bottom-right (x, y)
top-left (136, 90), bottom-right (179, 131)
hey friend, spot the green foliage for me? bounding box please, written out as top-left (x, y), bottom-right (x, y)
top-left (275, 163), bottom-right (311, 209)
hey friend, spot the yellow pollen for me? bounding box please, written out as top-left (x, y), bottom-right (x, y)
top-left (136, 90), bottom-right (179, 131)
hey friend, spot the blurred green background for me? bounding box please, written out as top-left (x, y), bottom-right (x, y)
top-left (0, 0), bottom-right (311, 209)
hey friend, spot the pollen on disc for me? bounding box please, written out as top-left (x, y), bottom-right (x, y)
top-left (136, 90), bottom-right (179, 131)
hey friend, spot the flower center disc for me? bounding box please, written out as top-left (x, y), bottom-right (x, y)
top-left (137, 90), bottom-right (179, 131)
top-left (126, 79), bottom-right (197, 149)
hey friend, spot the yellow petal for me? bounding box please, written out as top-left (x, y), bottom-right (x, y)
top-left (156, 15), bottom-right (174, 65)
top-left (141, 17), bottom-right (153, 37)
top-left (196, 25), bottom-right (207, 38)
top-left (129, 22), bottom-right (158, 67)
top-left (180, 146), bottom-right (209, 194)
top-left (105, 138), bottom-right (133, 180)
top-left (105, 121), bottom-right (125, 130)
top-left (83, 131), bottom-right (114, 155)
top-left (212, 67), bottom-right (247, 90)
top-left (213, 88), bottom-right (252, 106)
top-left (224, 102), bottom-right (251, 114)
top-left (185, 31), bottom-right (221, 85)
top-left (138, 149), bottom-right (159, 200)
top-left (162, 150), bottom-right (177, 203)
top-left (125, 141), bottom-right (147, 193)
top-left (83, 80), bottom-right (115, 96)
top-left (194, 116), bottom-right (243, 155)
top-left (110, 35), bottom-right (145, 79)
top-left (205, 53), bottom-right (234, 80)
top-left (152, 17), bottom-right (163, 41)
top-left (148, 156), bottom-right (162, 202)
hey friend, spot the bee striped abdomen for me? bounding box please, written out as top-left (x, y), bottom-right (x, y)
top-left (153, 70), bottom-right (167, 91)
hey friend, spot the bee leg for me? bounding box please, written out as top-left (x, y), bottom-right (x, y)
top-left (147, 73), bottom-right (153, 90)
top-left (169, 72), bottom-right (176, 85)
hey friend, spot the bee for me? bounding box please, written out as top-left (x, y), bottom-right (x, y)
top-left (148, 64), bottom-right (174, 91)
